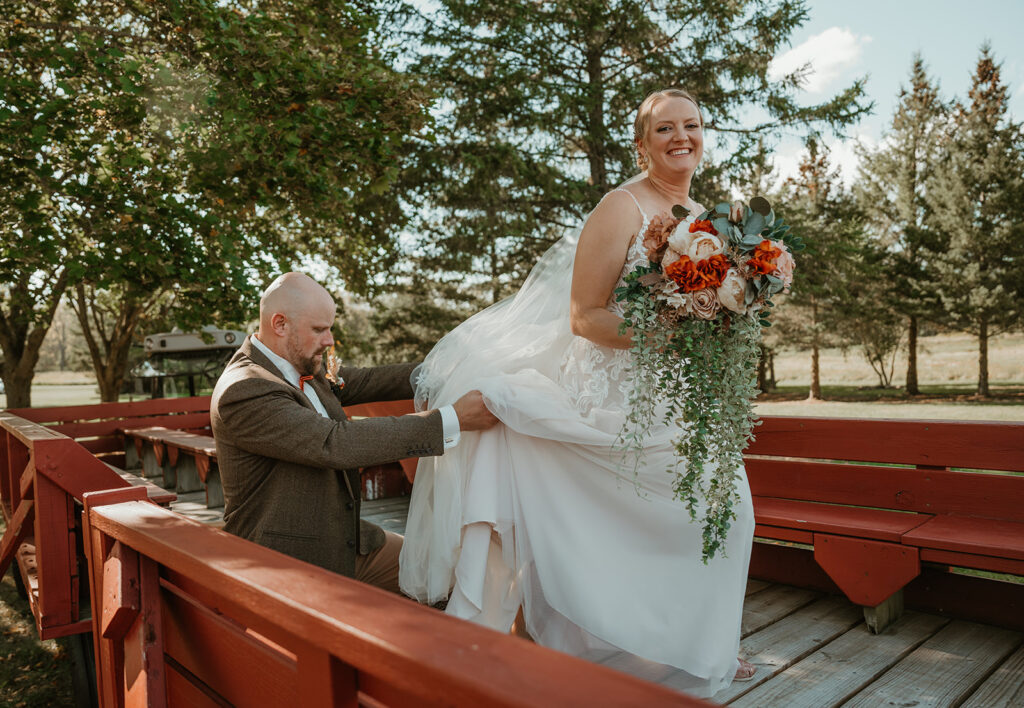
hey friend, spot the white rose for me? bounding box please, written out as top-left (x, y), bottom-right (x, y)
top-left (661, 247), bottom-right (685, 271)
top-left (717, 269), bottom-right (747, 314)
top-left (667, 227), bottom-right (694, 255)
top-left (687, 233), bottom-right (724, 262)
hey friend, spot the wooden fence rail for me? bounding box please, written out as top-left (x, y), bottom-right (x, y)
top-left (0, 411), bottom-right (164, 639)
top-left (81, 487), bottom-right (710, 707)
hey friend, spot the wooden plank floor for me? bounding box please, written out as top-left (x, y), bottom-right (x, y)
top-left (176, 495), bottom-right (1024, 707)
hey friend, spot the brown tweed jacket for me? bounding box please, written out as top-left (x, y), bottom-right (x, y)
top-left (210, 335), bottom-right (444, 577)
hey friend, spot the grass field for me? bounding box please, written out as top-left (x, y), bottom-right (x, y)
top-left (5, 332), bottom-right (1022, 421)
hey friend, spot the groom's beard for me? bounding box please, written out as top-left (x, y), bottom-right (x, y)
top-left (286, 339), bottom-right (323, 377)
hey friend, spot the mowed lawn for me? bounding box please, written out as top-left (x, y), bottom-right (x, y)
top-left (756, 331), bottom-right (1024, 421)
top-left (5, 332), bottom-right (1022, 421)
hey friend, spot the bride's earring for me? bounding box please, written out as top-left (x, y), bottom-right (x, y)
top-left (636, 147), bottom-right (649, 171)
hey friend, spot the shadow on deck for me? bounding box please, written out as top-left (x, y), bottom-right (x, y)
top-left (173, 496), bottom-right (1024, 708)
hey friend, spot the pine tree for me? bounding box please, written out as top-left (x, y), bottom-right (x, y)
top-left (924, 47), bottom-right (1024, 396)
top-left (855, 56), bottom-right (947, 394)
top-left (773, 141), bottom-right (866, 400)
top-left (377, 0), bottom-right (871, 360)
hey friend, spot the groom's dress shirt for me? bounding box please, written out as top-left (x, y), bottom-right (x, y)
top-left (250, 334), bottom-right (460, 448)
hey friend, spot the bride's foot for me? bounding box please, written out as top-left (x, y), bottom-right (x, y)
top-left (734, 658), bottom-right (756, 682)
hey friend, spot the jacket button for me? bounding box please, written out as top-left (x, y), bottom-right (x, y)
top-left (347, 539), bottom-right (356, 549)
top-left (346, 501), bottom-right (354, 510)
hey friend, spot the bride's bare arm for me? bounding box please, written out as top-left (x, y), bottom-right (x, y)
top-left (570, 191), bottom-right (643, 349)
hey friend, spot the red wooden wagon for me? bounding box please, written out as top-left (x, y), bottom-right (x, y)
top-left (2, 397), bottom-right (1022, 706)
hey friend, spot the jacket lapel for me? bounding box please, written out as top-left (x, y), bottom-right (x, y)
top-left (242, 335), bottom-right (319, 415)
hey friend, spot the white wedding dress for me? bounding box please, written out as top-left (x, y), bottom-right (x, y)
top-left (400, 187), bottom-right (755, 698)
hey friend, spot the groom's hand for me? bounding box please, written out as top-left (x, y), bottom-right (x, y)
top-left (452, 390), bottom-right (500, 431)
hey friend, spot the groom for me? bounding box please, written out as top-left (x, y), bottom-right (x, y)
top-left (210, 272), bottom-right (498, 592)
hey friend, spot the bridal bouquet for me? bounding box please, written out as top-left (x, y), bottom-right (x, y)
top-left (615, 197), bottom-right (803, 562)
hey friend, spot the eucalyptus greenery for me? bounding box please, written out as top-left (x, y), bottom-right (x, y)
top-left (615, 201), bottom-right (803, 562)
top-left (616, 275), bottom-right (761, 562)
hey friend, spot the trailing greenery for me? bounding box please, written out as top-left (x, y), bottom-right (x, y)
top-left (613, 195), bottom-right (803, 561)
top-left (617, 266), bottom-right (762, 562)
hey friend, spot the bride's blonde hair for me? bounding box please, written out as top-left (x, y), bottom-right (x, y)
top-left (633, 88), bottom-right (703, 171)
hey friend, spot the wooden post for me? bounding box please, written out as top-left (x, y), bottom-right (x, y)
top-left (123, 555), bottom-right (166, 707)
top-left (34, 473), bottom-right (75, 633)
top-left (83, 487), bottom-right (150, 708)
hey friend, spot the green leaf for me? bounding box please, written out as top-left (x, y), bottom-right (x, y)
top-left (744, 212), bottom-right (765, 235)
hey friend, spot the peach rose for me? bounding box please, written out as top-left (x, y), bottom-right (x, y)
top-left (773, 242), bottom-right (795, 291)
top-left (687, 233), bottom-right (724, 262)
top-left (667, 225), bottom-right (694, 255)
top-left (691, 287), bottom-right (720, 320)
top-left (716, 269), bottom-right (747, 314)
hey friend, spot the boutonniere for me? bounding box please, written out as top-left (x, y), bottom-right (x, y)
top-left (325, 342), bottom-right (344, 390)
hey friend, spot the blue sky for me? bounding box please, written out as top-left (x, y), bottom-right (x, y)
top-left (765, 0), bottom-right (1024, 183)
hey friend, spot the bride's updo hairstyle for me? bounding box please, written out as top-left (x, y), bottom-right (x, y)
top-left (633, 88), bottom-right (703, 171)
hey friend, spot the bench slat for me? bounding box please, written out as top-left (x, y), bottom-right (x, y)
top-left (903, 516), bottom-right (1024, 561)
top-left (920, 548), bottom-right (1024, 576)
top-left (754, 497), bottom-right (932, 542)
top-left (746, 459), bottom-right (1024, 523)
top-left (750, 417), bottom-right (1024, 473)
top-left (56, 412), bottom-right (212, 439)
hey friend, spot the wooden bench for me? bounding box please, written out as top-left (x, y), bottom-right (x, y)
top-left (81, 486), bottom-right (710, 707)
top-left (124, 427), bottom-right (215, 502)
top-left (123, 400), bottom-right (420, 507)
top-left (746, 416), bottom-right (1024, 632)
top-left (7, 396), bottom-right (212, 470)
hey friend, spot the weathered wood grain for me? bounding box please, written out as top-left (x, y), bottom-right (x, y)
top-left (716, 595), bottom-right (863, 703)
top-left (728, 611), bottom-right (948, 707)
top-left (745, 579), bottom-right (771, 597)
top-left (961, 644), bottom-right (1024, 708)
top-left (843, 620), bottom-right (1023, 708)
top-left (740, 584), bottom-right (821, 638)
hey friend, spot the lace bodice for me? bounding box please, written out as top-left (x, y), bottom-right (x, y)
top-left (559, 189), bottom-right (651, 416)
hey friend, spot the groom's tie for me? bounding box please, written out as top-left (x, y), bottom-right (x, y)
top-left (299, 375), bottom-right (314, 391)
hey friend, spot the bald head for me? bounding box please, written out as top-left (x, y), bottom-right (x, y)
top-left (257, 272), bottom-right (337, 376)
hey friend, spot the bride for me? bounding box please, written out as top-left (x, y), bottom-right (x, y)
top-left (399, 88), bottom-right (756, 697)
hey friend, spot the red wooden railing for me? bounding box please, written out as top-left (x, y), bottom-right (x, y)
top-left (81, 486), bottom-right (710, 707)
top-left (0, 410), bottom-right (164, 639)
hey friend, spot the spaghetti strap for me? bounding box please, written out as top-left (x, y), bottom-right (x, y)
top-left (611, 187), bottom-right (648, 222)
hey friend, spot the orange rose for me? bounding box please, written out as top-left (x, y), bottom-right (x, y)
top-left (689, 219), bottom-right (718, 236)
top-left (746, 239), bottom-right (782, 275)
top-left (696, 253), bottom-right (730, 289)
top-left (666, 253), bottom-right (729, 292)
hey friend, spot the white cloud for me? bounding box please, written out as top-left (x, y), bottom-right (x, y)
top-left (769, 27), bottom-right (872, 94)
top-left (770, 133), bottom-right (877, 190)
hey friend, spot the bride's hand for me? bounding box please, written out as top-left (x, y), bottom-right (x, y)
top-left (729, 200), bottom-right (745, 223)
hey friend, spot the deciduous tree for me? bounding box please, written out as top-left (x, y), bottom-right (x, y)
top-left (1, 0), bottom-right (429, 401)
